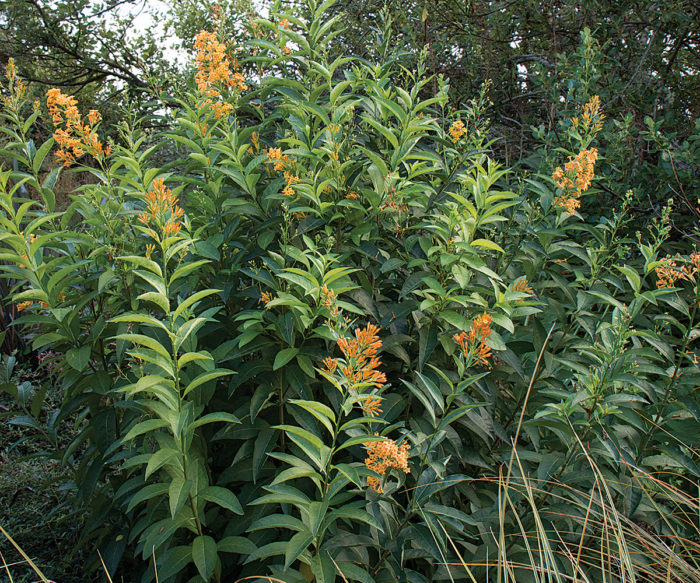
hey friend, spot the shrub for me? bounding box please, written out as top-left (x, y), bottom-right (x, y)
top-left (1, 1), bottom-right (698, 582)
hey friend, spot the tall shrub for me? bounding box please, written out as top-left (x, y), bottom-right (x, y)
top-left (1, 1), bottom-right (698, 582)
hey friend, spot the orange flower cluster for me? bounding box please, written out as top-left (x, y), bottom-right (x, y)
top-left (260, 291), bottom-right (275, 306)
top-left (46, 89), bottom-right (110, 167)
top-left (336, 323), bottom-right (387, 387)
top-left (194, 30), bottom-right (246, 119)
top-left (266, 147), bottom-right (290, 171)
top-left (448, 120), bottom-right (467, 143)
top-left (137, 178), bottom-right (184, 236)
top-left (16, 300), bottom-right (32, 312)
top-left (266, 148), bottom-right (301, 199)
top-left (553, 148), bottom-right (598, 214)
top-left (655, 255), bottom-right (699, 289)
top-left (321, 356), bottom-right (338, 374)
top-left (361, 396), bottom-right (383, 418)
top-left (364, 438), bottom-right (410, 493)
top-left (454, 312), bottom-right (493, 366)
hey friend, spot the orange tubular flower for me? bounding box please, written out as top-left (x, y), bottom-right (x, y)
top-left (16, 300), bottom-right (32, 312)
top-left (513, 277), bottom-right (534, 295)
top-left (364, 438), bottom-right (410, 493)
top-left (448, 120), bottom-right (467, 143)
top-left (334, 324), bottom-right (387, 387)
top-left (260, 291), bottom-right (275, 307)
top-left (139, 178), bottom-right (184, 236)
top-left (361, 396), bottom-right (383, 418)
top-left (194, 30), bottom-right (245, 118)
top-left (454, 312), bottom-right (493, 367)
top-left (655, 257), bottom-right (696, 289)
top-left (553, 148), bottom-right (599, 214)
top-left (46, 89), bottom-right (108, 167)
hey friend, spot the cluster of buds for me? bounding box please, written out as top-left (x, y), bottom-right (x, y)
top-left (571, 95), bottom-right (605, 137)
top-left (194, 30), bottom-right (246, 119)
top-left (137, 178), bottom-right (184, 236)
top-left (46, 89), bottom-right (110, 167)
top-left (380, 175), bottom-right (409, 237)
top-left (320, 285), bottom-right (339, 318)
top-left (454, 312), bottom-right (493, 367)
top-left (553, 148), bottom-right (599, 214)
top-left (380, 185), bottom-right (408, 213)
top-left (364, 438), bottom-right (410, 493)
top-left (3, 58), bottom-right (27, 109)
top-left (513, 277), bottom-right (534, 296)
top-left (655, 254), bottom-right (699, 289)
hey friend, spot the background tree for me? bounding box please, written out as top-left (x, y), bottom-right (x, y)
top-left (326, 0), bottom-right (700, 231)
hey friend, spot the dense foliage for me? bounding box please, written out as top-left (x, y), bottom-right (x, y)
top-left (1, 1), bottom-right (699, 582)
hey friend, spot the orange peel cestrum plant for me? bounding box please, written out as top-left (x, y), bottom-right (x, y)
top-left (46, 88), bottom-right (110, 167)
top-left (137, 178), bottom-right (185, 237)
top-left (319, 323), bottom-right (412, 493)
top-left (364, 438), bottom-right (410, 493)
top-left (322, 323), bottom-right (387, 389)
top-left (194, 29), bottom-right (246, 119)
top-left (3, 58), bottom-right (27, 111)
top-left (454, 312), bottom-right (493, 367)
top-left (552, 147), bottom-right (598, 214)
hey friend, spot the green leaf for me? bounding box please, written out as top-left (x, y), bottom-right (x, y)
top-left (173, 289), bottom-right (220, 320)
top-left (32, 138), bottom-right (54, 174)
top-left (200, 486), bottom-right (243, 515)
top-left (155, 546), bottom-right (192, 581)
top-left (145, 448), bottom-right (180, 479)
top-left (183, 369), bottom-right (233, 397)
top-left (168, 477), bottom-right (192, 518)
top-left (119, 255), bottom-right (162, 276)
top-left (218, 536), bottom-right (257, 555)
top-left (284, 530), bottom-right (314, 569)
top-left (273, 347), bottom-right (299, 370)
top-left (188, 412), bottom-right (240, 431)
top-left (126, 482), bottom-right (169, 512)
top-left (192, 535), bottom-right (218, 582)
top-left (289, 399), bottom-right (335, 433)
top-left (66, 345), bottom-right (91, 371)
top-left (123, 418), bottom-right (168, 442)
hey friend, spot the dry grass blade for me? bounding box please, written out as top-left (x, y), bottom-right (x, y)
top-left (0, 524), bottom-right (50, 583)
